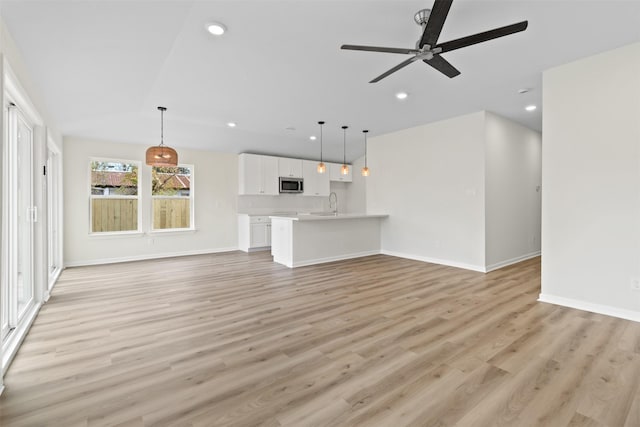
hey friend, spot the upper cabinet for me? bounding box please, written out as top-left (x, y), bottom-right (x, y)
top-left (238, 154), bottom-right (279, 195)
top-left (278, 157), bottom-right (303, 178)
top-left (329, 162), bottom-right (353, 182)
top-left (302, 160), bottom-right (330, 197)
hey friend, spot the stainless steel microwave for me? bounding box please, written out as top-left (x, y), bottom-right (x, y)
top-left (279, 177), bottom-right (304, 193)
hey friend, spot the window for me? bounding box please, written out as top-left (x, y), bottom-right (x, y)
top-left (151, 165), bottom-right (194, 230)
top-left (90, 160), bottom-right (140, 233)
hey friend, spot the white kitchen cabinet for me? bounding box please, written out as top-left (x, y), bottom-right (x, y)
top-left (278, 157), bottom-right (303, 178)
top-left (238, 154), bottom-right (279, 195)
top-left (302, 160), bottom-right (330, 196)
top-left (238, 215), bottom-right (272, 251)
top-left (329, 162), bottom-right (353, 182)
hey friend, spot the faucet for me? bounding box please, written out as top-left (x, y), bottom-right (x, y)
top-left (329, 192), bottom-right (338, 215)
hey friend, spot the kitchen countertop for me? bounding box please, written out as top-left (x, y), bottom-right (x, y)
top-left (270, 213), bottom-right (388, 221)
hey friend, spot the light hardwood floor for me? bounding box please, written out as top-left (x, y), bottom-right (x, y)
top-left (1, 252), bottom-right (640, 426)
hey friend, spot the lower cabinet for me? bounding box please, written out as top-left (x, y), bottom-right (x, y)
top-left (238, 215), bottom-right (272, 252)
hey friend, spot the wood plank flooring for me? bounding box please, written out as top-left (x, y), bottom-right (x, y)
top-left (1, 252), bottom-right (640, 426)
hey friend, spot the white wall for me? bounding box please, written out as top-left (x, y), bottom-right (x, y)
top-left (344, 156), bottom-right (367, 214)
top-left (366, 112), bottom-right (487, 271)
top-left (485, 112), bottom-right (542, 270)
top-left (0, 16), bottom-right (63, 386)
top-left (64, 137), bottom-right (238, 266)
top-left (541, 42), bottom-right (640, 319)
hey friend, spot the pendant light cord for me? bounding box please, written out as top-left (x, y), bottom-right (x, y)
top-left (318, 121), bottom-right (324, 161)
top-left (342, 125), bottom-right (348, 164)
top-left (158, 106), bottom-right (167, 148)
top-left (363, 129), bottom-right (369, 167)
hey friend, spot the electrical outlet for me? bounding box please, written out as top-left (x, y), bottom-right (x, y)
top-left (631, 278), bottom-right (640, 291)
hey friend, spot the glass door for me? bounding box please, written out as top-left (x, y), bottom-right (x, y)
top-left (46, 146), bottom-right (61, 290)
top-left (16, 111), bottom-right (34, 318)
top-left (1, 104), bottom-right (36, 341)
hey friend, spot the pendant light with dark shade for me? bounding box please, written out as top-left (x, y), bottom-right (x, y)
top-left (146, 106), bottom-right (178, 167)
top-left (317, 121), bottom-right (326, 173)
top-left (361, 129), bottom-right (370, 177)
top-left (341, 125), bottom-right (349, 175)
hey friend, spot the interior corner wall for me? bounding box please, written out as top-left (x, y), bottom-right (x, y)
top-left (63, 137), bottom-right (239, 266)
top-left (484, 112), bottom-right (542, 271)
top-left (366, 112), bottom-right (486, 271)
top-left (541, 42), bottom-right (640, 318)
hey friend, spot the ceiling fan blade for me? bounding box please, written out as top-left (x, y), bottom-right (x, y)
top-left (369, 56), bottom-right (419, 83)
top-left (436, 21), bottom-right (528, 53)
top-left (419, 0), bottom-right (454, 48)
top-left (423, 54), bottom-right (460, 78)
top-left (341, 44), bottom-right (420, 55)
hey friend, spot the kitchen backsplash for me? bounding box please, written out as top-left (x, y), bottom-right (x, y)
top-left (238, 182), bottom-right (355, 215)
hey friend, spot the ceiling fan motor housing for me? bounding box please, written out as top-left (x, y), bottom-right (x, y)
top-left (414, 9), bottom-right (431, 26)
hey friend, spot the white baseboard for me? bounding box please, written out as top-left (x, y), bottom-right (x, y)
top-left (380, 250), bottom-right (486, 273)
top-left (485, 251), bottom-right (541, 272)
top-left (282, 250), bottom-right (381, 268)
top-left (538, 293), bottom-right (640, 323)
top-left (2, 303), bottom-right (41, 374)
top-left (65, 247), bottom-right (238, 268)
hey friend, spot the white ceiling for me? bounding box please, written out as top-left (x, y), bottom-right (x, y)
top-left (2, 1), bottom-right (639, 162)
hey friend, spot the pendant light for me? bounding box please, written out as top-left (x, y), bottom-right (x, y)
top-left (361, 129), bottom-right (370, 177)
top-left (341, 125), bottom-right (349, 175)
top-left (146, 106), bottom-right (178, 167)
top-left (317, 121), bottom-right (326, 173)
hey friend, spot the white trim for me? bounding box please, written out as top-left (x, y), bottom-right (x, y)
top-left (3, 61), bottom-right (43, 126)
top-left (538, 293), bottom-right (640, 323)
top-left (485, 251), bottom-right (541, 272)
top-left (64, 247), bottom-right (238, 267)
top-left (280, 250), bottom-right (381, 269)
top-left (89, 231), bottom-right (145, 239)
top-left (45, 267), bottom-right (63, 302)
top-left (380, 250), bottom-right (486, 273)
top-left (146, 228), bottom-right (196, 235)
top-left (89, 158), bottom-right (142, 234)
top-left (150, 163), bottom-right (194, 232)
top-left (2, 302), bottom-right (41, 374)
top-left (246, 246), bottom-right (271, 253)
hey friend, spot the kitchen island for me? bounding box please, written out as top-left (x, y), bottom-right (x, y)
top-left (270, 213), bottom-right (388, 268)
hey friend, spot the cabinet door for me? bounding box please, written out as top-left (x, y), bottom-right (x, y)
top-left (302, 160), bottom-right (330, 196)
top-left (250, 223), bottom-right (269, 247)
top-left (302, 160), bottom-right (318, 196)
top-left (266, 223), bottom-right (272, 246)
top-left (329, 162), bottom-right (353, 182)
top-left (239, 154), bottom-right (263, 195)
top-left (316, 168), bottom-right (330, 196)
top-left (278, 157), bottom-right (303, 178)
top-left (262, 156), bottom-right (279, 195)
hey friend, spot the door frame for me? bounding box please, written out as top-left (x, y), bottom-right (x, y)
top-left (1, 59), bottom-right (47, 375)
top-left (45, 135), bottom-right (63, 299)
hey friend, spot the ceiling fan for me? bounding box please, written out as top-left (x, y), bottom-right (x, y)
top-left (341, 0), bottom-right (528, 83)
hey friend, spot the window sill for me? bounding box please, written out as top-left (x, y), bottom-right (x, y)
top-left (89, 231), bottom-right (144, 239)
top-left (147, 228), bottom-right (197, 236)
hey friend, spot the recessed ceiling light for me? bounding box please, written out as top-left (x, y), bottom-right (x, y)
top-left (525, 105), bottom-right (537, 112)
top-left (227, 122), bottom-right (236, 127)
top-left (206, 22), bottom-right (226, 36)
top-left (396, 92), bottom-right (409, 100)
top-left (309, 136), bottom-right (317, 141)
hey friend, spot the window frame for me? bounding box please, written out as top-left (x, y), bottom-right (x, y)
top-left (150, 163), bottom-right (195, 232)
top-left (88, 157), bottom-right (142, 236)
